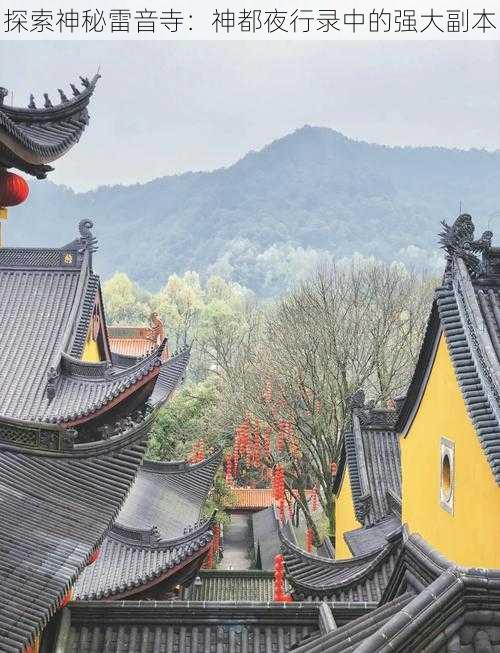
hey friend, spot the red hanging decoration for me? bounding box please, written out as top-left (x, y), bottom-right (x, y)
top-left (195, 440), bottom-right (205, 463)
top-left (276, 421), bottom-right (286, 452)
top-left (59, 588), bottom-right (74, 608)
top-left (331, 461), bottom-right (338, 476)
top-left (0, 170), bottom-right (29, 208)
top-left (233, 449), bottom-right (239, 479)
top-left (87, 548), bottom-right (101, 566)
top-left (306, 528), bottom-right (314, 553)
top-left (311, 487), bottom-right (318, 512)
top-left (274, 554), bottom-right (285, 601)
top-left (278, 497), bottom-right (285, 524)
top-left (225, 455), bottom-right (233, 485)
top-left (189, 439), bottom-right (205, 464)
top-left (263, 426), bottom-right (271, 458)
top-left (252, 419), bottom-right (261, 468)
top-left (206, 544), bottom-right (214, 569)
top-left (273, 464), bottom-right (285, 502)
top-left (263, 380), bottom-right (272, 403)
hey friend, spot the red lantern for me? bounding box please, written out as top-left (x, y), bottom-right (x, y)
top-left (274, 554), bottom-right (285, 601)
top-left (263, 380), bottom-right (272, 403)
top-left (59, 588), bottom-right (74, 608)
top-left (87, 548), bottom-right (100, 565)
top-left (306, 528), bottom-right (314, 553)
top-left (263, 426), bottom-right (271, 458)
top-left (206, 544), bottom-right (214, 569)
top-left (311, 487), bottom-right (319, 512)
top-left (278, 497), bottom-right (285, 523)
top-left (0, 170), bottom-right (29, 207)
top-left (225, 455), bottom-right (233, 485)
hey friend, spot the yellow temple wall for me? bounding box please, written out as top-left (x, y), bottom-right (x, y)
top-left (402, 334), bottom-right (500, 568)
top-left (82, 337), bottom-right (101, 362)
top-left (335, 466), bottom-right (360, 559)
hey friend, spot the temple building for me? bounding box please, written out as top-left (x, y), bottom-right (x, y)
top-left (280, 396), bottom-right (402, 603)
top-left (4, 71), bottom-right (500, 653)
top-left (75, 451), bottom-right (221, 601)
top-left (280, 215), bottom-right (500, 652)
top-left (0, 220), bottom-right (191, 652)
top-left (0, 74), bottom-right (100, 245)
top-left (108, 315), bottom-right (170, 362)
top-left (0, 76), bottom-right (194, 652)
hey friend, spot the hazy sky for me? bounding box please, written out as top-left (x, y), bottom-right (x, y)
top-left (1, 41), bottom-right (499, 190)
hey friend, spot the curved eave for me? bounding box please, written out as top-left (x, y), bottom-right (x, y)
top-left (143, 448), bottom-right (223, 476)
top-left (58, 365), bottom-right (161, 427)
top-left (0, 400), bottom-right (151, 652)
top-left (1, 74), bottom-right (99, 122)
top-left (49, 343), bottom-right (167, 426)
top-left (0, 406), bottom-right (157, 459)
top-left (75, 516), bottom-right (215, 601)
top-left (148, 346), bottom-right (191, 408)
top-left (280, 528), bottom-right (402, 597)
top-left (0, 110), bottom-right (87, 166)
top-left (0, 74), bottom-right (99, 174)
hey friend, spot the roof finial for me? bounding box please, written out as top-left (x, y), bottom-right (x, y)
top-left (43, 93), bottom-right (53, 108)
top-left (28, 94), bottom-right (36, 109)
top-left (58, 88), bottom-right (69, 104)
top-left (78, 219), bottom-right (98, 257)
top-left (439, 214), bottom-right (493, 279)
top-left (0, 88), bottom-right (8, 106)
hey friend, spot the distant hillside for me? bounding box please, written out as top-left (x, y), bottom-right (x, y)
top-left (8, 126), bottom-right (499, 296)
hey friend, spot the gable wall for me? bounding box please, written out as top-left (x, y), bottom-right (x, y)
top-left (335, 466), bottom-right (360, 559)
top-left (401, 333), bottom-right (500, 568)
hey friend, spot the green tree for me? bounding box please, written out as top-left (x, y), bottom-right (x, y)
top-left (102, 272), bottom-right (151, 324)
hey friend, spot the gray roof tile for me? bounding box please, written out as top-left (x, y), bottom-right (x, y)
top-left (75, 451), bottom-right (222, 600)
top-left (187, 570), bottom-right (275, 602)
top-left (0, 413), bottom-right (154, 652)
top-left (280, 528), bottom-right (402, 602)
top-left (397, 218), bottom-right (500, 483)
top-left (0, 74), bottom-right (98, 177)
top-left (0, 222), bottom-right (184, 427)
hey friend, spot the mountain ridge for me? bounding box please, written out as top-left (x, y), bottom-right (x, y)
top-left (7, 126), bottom-right (499, 296)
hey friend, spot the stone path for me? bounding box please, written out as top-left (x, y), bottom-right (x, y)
top-left (220, 514), bottom-right (251, 570)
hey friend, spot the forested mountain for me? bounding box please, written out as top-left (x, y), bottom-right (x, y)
top-left (9, 126), bottom-right (498, 296)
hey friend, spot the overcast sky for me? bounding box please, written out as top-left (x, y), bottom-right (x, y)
top-left (1, 41), bottom-right (499, 190)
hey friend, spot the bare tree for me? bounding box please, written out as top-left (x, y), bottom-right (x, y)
top-left (217, 261), bottom-right (434, 543)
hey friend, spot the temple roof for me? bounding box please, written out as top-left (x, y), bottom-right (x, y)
top-left (293, 593), bottom-right (415, 653)
top-left (343, 516), bottom-right (402, 557)
top-left (280, 527), bottom-right (402, 602)
top-left (58, 600), bottom-right (375, 653)
top-left (187, 570), bottom-right (275, 602)
top-left (225, 487), bottom-right (275, 510)
top-left (0, 74), bottom-right (99, 178)
top-left (397, 215), bottom-right (500, 483)
top-left (0, 220), bottom-right (187, 428)
top-left (340, 392), bottom-right (401, 528)
top-left (108, 326), bottom-right (170, 363)
top-left (75, 450), bottom-right (222, 600)
top-left (0, 410), bottom-right (154, 653)
top-left (252, 505), bottom-right (283, 571)
top-left (293, 532), bottom-right (500, 652)
top-left (0, 219), bottom-right (191, 651)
